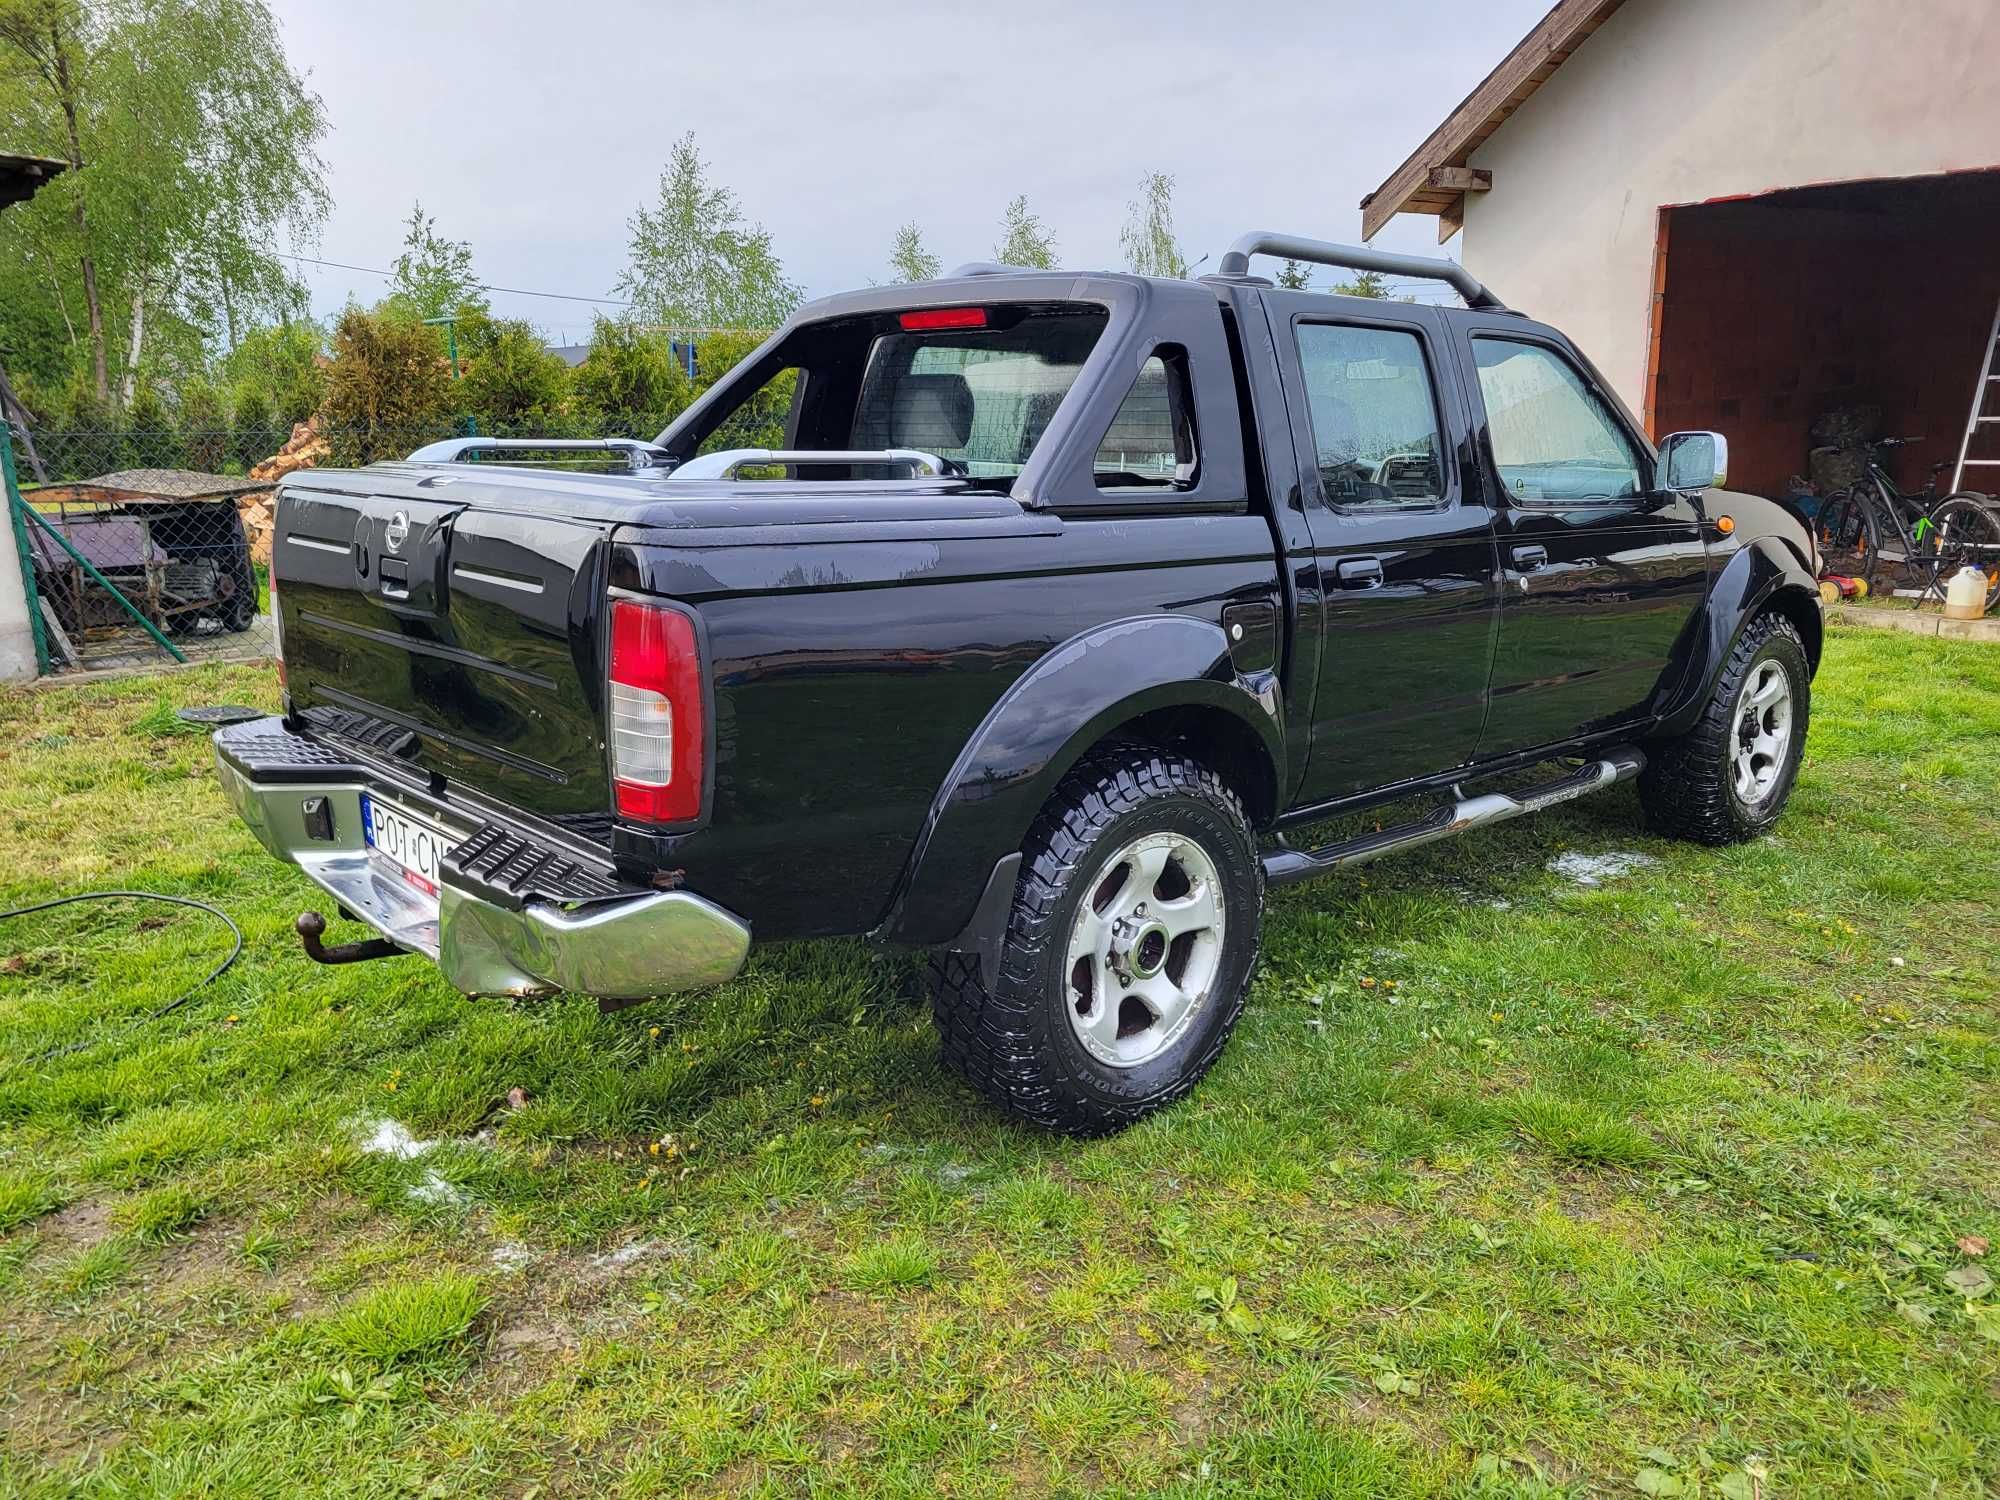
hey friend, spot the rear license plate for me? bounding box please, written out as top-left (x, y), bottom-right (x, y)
top-left (361, 794), bottom-right (455, 897)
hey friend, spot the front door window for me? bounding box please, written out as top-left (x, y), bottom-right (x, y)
top-left (1471, 339), bottom-right (1644, 503)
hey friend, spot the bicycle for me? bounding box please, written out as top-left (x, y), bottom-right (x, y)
top-left (1812, 437), bottom-right (2000, 607)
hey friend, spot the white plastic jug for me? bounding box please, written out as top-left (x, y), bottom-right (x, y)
top-left (1944, 565), bottom-right (1990, 621)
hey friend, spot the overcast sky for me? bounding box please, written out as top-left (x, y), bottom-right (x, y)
top-left (264, 0), bottom-right (1549, 342)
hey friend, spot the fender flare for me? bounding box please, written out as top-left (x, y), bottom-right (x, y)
top-left (874, 614), bottom-right (1285, 949)
top-left (1656, 535), bottom-right (1822, 738)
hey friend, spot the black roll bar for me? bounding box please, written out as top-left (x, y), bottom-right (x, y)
top-left (1213, 231), bottom-right (1505, 311)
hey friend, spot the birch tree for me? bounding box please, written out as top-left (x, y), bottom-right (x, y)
top-left (0, 0), bottom-right (330, 406)
top-left (993, 196), bottom-right (1056, 270)
top-left (888, 222), bottom-right (940, 283)
top-left (1119, 172), bottom-right (1187, 278)
top-left (617, 133), bottom-right (800, 331)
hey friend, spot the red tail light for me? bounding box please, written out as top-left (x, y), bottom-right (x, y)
top-left (608, 599), bottom-right (704, 823)
top-left (899, 307), bottom-right (987, 331)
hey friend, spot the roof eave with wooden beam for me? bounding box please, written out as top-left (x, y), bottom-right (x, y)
top-left (0, 151), bottom-right (67, 212)
top-left (1359, 0), bottom-right (1627, 242)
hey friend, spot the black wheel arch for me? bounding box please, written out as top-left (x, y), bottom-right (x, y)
top-left (874, 613), bottom-right (1286, 950)
top-left (1656, 534), bottom-right (1821, 741)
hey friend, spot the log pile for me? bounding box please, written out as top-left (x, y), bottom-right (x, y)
top-left (240, 417), bottom-right (331, 566)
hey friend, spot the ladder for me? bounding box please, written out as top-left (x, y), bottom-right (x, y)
top-left (1953, 292), bottom-right (2000, 494)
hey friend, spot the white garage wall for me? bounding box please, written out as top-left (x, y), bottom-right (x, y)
top-left (1460, 0), bottom-right (2000, 419)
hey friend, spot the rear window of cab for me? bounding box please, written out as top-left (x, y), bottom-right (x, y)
top-left (850, 308), bottom-right (1107, 478)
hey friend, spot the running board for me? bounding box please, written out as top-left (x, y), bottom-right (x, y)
top-left (1262, 747), bottom-right (1647, 888)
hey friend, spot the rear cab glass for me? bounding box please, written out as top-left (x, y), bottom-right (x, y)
top-left (852, 310), bottom-right (1106, 479)
top-left (672, 306), bottom-right (1109, 490)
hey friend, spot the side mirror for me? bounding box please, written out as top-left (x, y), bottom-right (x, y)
top-left (1659, 430), bottom-right (1728, 492)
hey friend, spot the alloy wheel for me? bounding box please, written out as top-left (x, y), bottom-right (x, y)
top-left (1063, 830), bottom-right (1226, 1069)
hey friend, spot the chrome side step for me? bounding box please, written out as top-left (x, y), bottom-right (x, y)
top-left (1262, 747), bottom-right (1647, 888)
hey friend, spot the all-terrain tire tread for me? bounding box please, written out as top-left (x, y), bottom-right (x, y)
top-left (926, 744), bottom-right (1262, 1136)
top-left (1639, 611), bottom-right (1808, 846)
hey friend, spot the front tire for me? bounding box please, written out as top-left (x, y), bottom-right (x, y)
top-left (1639, 611), bottom-right (1810, 845)
top-left (928, 745), bottom-right (1264, 1135)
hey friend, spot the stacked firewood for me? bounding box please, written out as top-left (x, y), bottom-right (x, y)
top-left (238, 417), bottom-right (331, 565)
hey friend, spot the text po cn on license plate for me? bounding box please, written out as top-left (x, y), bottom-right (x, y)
top-left (361, 794), bottom-right (454, 897)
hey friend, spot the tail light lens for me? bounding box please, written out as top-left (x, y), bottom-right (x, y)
top-left (608, 598), bottom-right (704, 823)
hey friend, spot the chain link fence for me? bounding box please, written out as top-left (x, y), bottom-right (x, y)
top-left (6, 412), bottom-right (753, 677)
top-left (8, 421), bottom-right (482, 676)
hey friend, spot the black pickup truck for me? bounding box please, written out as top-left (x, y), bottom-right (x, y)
top-left (214, 233), bottom-right (1822, 1134)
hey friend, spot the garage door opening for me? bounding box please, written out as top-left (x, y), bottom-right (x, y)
top-left (1645, 169), bottom-right (2000, 517)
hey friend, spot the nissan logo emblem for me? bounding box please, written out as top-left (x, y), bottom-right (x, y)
top-left (384, 510), bottom-right (410, 551)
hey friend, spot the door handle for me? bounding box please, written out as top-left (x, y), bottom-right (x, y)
top-left (1510, 544), bottom-right (1549, 571)
top-left (1336, 556), bottom-right (1384, 589)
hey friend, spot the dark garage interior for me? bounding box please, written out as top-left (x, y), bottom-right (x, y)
top-left (1646, 169), bottom-right (2000, 504)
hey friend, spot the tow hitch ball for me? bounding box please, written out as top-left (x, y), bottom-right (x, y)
top-left (296, 909), bottom-right (407, 966)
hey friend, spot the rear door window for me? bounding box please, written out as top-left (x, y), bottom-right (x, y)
top-left (850, 309), bottom-right (1107, 478)
top-left (1294, 323), bottom-right (1450, 510)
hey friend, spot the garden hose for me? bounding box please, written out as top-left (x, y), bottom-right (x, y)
top-left (0, 890), bottom-right (243, 1068)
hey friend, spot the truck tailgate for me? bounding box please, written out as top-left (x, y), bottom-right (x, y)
top-left (275, 482), bottom-right (613, 818)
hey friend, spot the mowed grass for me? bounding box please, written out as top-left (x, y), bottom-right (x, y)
top-left (0, 630), bottom-right (1995, 1497)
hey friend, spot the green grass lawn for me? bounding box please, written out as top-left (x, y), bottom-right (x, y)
top-left (1, 626), bottom-right (1995, 1497)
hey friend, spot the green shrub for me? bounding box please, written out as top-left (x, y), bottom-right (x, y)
top-left (179, 379), bottom-right (229, 471)
top-left (689, 327), bottom-right (791, 452)
top-left (571, 317), bottom-right (691, 436)
top-left (231, 386), bottom-right (274, 472)
top-left (323, 306), bottom-right (453, 464)
top-left (222, 321), bottom-right (327, 429)
top-left (121, 382), bottom-right (185, 469)
top-left (453, 316), bottom-right (574, 436)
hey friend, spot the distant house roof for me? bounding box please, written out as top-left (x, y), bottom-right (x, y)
top-left (1360, 0), bottom-right (1629, 241)
top-left (38, 470), bottom-right (273, 506)
top-left (547, 344), bottom-right (590, 367)
top-left (0, 151), bottom-right (67, 211)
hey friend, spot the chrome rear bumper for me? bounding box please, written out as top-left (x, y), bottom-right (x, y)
top-left (212, 718), bottom-right (749, 1000)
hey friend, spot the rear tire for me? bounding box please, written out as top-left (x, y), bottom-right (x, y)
top-left (1815, 485), bottom-right (1880, 594)
top-left (927, 744), bottom-right (1263, 1135)
top-left (1926, 494), bottom-right (2000, 612)
top-left (1639, 611), bottom-right (1810, 845)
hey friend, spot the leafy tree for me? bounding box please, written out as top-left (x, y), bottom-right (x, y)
top-left (687, 328), bottom-right (791, 452)
top-left (384, 201), bottom-right (487, 323)
top-left (122, 376), bottom-right (181, 466)
top-left (179, 375), bottom-right (225, 469)
top-left (1119, 173), bottom-right (1187, 279)
top-left (454, 317), bottom-right (572, 436)
top-left (994, 196), bottom-right (1056, 270)
top-left (230, 383), bottom-right (272, 471)
top-left (220, 320), bottom-right (325, 429)
top-left (322, 306), bottom-right (451, 463)
top-left (1333, 269), bottom-right (1389, 299)
top-left (1275, 259), bottom-right (1312, 291)
top-left (571, 317), bottom-right (691, 434)
top-left (617, 133), bottom-right (799, 331)
top-left (0, 0), bottom-right (330, 405)
top-left (888, 223), bottom-right (940, 283)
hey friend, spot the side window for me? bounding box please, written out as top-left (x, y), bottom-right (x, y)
top-left (1471, 339), bottom-right (1644, 502)
top-left (1295, 323), bottom-right (1448, 509)
top-left (1093, 352), bottom-right (1196, 490)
